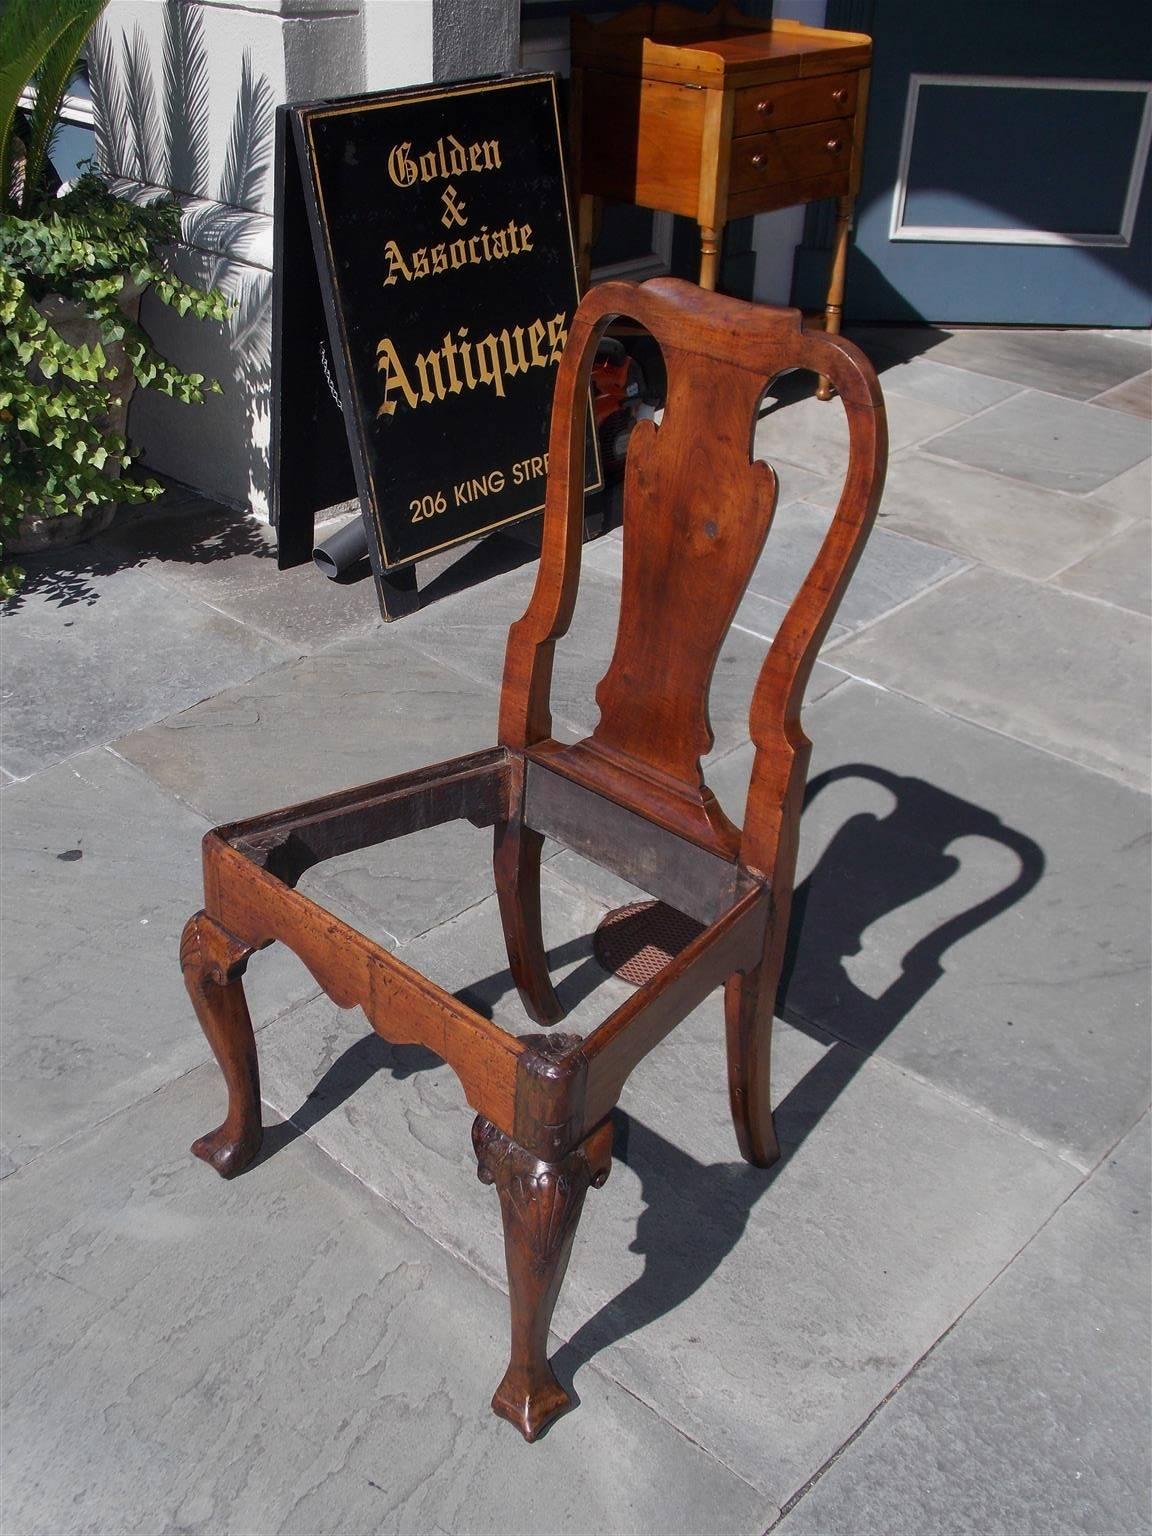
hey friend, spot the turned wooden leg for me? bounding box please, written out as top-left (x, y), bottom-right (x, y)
top-left (494, 813), bottom-right (565, 1027)
top-left (181, 911), bottom-right (262, 1179)
top-left (474, 1113), bottom-right (613, 1441)
top-left (816, 194), bottom-right (855, 401)
top-left (698, 224), bottom-right (722, 291)
top-left (725, 962), bottom-right (781, 1169)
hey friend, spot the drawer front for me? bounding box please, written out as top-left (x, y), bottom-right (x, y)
top-left (733, 71), bottom-right (858, 139)
top-left (729, 119), bottom-right (853, 195)
top-left (727, 171), bottom-right (850, 221)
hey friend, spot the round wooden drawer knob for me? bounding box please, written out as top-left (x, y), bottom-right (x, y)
top-left (826, 138), bottom-right (845, 154)
top-left (751, 152), bottom-right (765, 167)
top-left (756, 99), bottom-right (773, 115)
top-left (832, 87), bottom-right (849, 104)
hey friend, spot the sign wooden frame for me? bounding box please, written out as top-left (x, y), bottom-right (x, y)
top-left (272, 73), bottom-right (601, 620)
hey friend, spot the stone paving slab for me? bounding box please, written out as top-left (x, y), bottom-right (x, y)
top-left (99, 494), bottom-right (285, 593)
top-left (169, 556), bottom-right (382, 654)
top-left (706, 681), bottom-right (1152, 1171)
top-left (292, 820), bottom-right (501, 949)
top-left (829, 566), bottom-right (1152, 790)
top-left (111, 631), bottom-right (501, 823)
top-left (387, 863), bottom-right (633, 1037)
top-left (859, 355), bottom-right (1024, 414)
top-left (356, 559), bottom-right (537, 717)
top-left (2, 1065), bottom-right (770, 1536)
top-left (775, 1113), bottom-right (1151, 1536)
top-left (753, 458), bottom-right (829, 508)
top-left (732, 590), bottom-right (837, 644)
top-left (850, 326), bottom-right (1151, 401)
top-left (745, 500), bottom-right (968, 628)
top-left (752, 387), bottom-right (964, 482)
top-left (0, 562), bottom-right (294, 781)
top-left (100, 498), bottom-right (534, 653)
top-left (249, 862), bottom-right (1078, 1505)
top-left (0, 747), bottom-right (316, 1176)
top-left (1088, 457), bottom-right (1151, 523)
top-left (922, 388), bottom-right (1152, 495)
top-left (818, 450), bottom-right (1132, 579)
top-left (1053, 519), bottom-right (1152, 615)
top-left (1091, 369), bottom-right (1152, 417)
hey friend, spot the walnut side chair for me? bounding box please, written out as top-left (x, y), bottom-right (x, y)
top-left (181, 276), bottom-right (887, 1442)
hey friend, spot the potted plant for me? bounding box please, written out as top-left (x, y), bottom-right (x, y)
top-left (0, 0), bottom-right (229, 596)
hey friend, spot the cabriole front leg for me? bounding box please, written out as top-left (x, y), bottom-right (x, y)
top-left (181, 911), bottom-right (262, 1179)
top-left (473, 1114), bottom-right (613, 1441)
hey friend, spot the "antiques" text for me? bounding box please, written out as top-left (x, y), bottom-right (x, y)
top-left (376, 312), bottom-right (567, 417)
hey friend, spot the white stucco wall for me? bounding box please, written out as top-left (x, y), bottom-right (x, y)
top-left (97, 0), bottom-right (516, 517)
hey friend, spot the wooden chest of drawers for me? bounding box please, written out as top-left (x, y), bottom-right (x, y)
top-left (571, 2), bottom-right (872, 395)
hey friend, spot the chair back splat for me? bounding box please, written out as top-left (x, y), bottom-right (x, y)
top-left (499, 277), bottom-right (887, 882)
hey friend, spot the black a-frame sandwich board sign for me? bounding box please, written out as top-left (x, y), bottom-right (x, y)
top-left (271, 72), bottom-right (601, 620)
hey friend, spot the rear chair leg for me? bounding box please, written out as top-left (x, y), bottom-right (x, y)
top-left (494, 813), bottom-right (565, 1026)
top-left (181, 911), bottom-right (262, 1179)
top-left (725, 963), bottom-right (782, 1169)
top-left (474, 1115), bottom-right (612, 1441)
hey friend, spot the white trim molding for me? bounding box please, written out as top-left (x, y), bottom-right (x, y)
top-left (889, 73), bottom-right (1152, 248)
top-left (18, 86), bottom-right (95, 128)
top-left (591, 212), bottom-right (675, 283)
top-left (108, 177), bottom-right (274, 270)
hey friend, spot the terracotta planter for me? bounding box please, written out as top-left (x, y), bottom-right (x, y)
top-left (9, 281), bottom-right (144, 554)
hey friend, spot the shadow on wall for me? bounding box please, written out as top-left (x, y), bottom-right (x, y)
top-left (88, 3), bottom-right (275, 514)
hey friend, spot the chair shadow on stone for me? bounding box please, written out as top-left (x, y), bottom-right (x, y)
top-left (549, 762), bottom-right (1044, 1389)
top-left (253, 761), bottom-right (1044, 1403)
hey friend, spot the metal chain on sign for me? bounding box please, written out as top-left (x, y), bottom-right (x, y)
top-left (319, 340), bottom-right (342, 409)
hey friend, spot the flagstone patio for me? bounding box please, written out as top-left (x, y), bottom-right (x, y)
top-left (2, 322), bottom-right (1149, 1536)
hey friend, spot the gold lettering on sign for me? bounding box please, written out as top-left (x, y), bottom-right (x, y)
top-left (387, 135), bottom-right (502, 190)
top-left (382, 220), bottom-right (534, 286)
top-left (440, 185), bottom-right (468, 229)
top-left (375, 311), bottom-right (569, 417)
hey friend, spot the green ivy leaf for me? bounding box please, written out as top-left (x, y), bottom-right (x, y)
top-left (0, 175), bottom-right (229, 594)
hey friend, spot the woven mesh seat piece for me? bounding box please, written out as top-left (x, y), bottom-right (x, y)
top-left (593, 900), bottom-right (705, 986)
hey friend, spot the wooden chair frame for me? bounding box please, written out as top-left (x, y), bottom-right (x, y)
top-left (182, 277), bottom-right (887, 1442)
